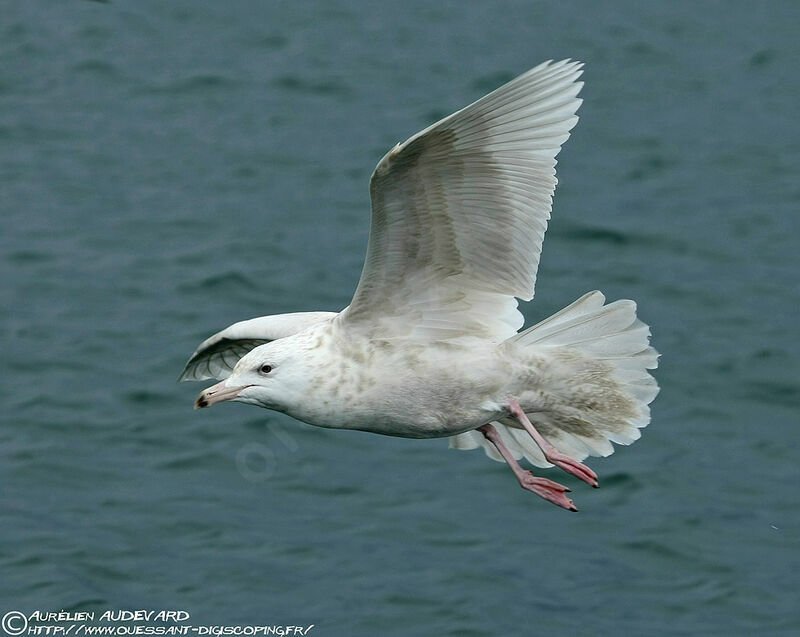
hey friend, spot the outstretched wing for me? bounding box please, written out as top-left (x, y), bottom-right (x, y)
top-left (179, 311), bottom-right (337, 381)
top-left (341, 60), bottom-right (583, 341)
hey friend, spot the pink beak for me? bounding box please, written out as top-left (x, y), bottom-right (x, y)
top-left (195, 380), bottom-right (252, 409)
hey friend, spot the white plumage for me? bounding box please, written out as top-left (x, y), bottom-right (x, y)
top-left (182, 60), bottom-right (659, 511)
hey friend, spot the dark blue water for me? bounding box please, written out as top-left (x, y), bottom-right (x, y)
top-left (2, 1), bottom-right (799, 635)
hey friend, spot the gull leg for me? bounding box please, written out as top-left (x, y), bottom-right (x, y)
top-left (477, 424), bottom-right (577, 512)
top-left (508, 398), bottom-right (599, 488)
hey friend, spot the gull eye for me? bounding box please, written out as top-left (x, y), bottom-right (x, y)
top-left (259, 364), bottom-right (273, 375)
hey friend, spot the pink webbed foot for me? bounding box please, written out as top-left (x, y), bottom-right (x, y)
top-left (518, 472), bottom-right (577, 512)
top-left (543, 449), bottom-right (599, 488)
top-left (508, 399), bottom-right (599, 488)
top-left (477, 423), bottom-right (580, 512)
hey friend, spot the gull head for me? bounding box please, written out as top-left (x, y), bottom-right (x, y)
top-left (194, 336), bottom-right (311, 413)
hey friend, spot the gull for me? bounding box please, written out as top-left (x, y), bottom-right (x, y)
top-left (180, 60), bottom-right (659, 511)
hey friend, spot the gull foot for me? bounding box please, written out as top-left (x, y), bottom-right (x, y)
top-left (519, 472), bottom-right (578, 512)
top-left (545, 451), bottom-right (599, 489)
top-left (477, 422), bottom-right (580, 512)
top-left (508, 398), bottom-right (599, 488)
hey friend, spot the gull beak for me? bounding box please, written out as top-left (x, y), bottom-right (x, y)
top-left (195, 380), bottom-right (251, 409)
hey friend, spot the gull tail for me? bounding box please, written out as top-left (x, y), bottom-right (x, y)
top-left (449, 291), bottom-right (659, 466)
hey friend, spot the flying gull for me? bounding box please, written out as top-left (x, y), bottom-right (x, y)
top-left (180, 60), bottom-right (659, 511)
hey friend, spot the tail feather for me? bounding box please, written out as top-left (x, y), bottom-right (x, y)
top-left (513, 294), bottom-right (641, 348)
top-left (448, 290), bottom-right (659, 467)
top-left (520, 290), bottom-right (606, 340)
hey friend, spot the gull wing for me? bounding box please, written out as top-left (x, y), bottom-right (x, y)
top-left (179, 311), bottom-right (337, 381)
top-left (341, 60), bottom-right (583, 341)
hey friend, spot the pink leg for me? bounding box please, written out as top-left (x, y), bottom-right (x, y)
top-left (508, 398), bottom-right (599, 488)
top-left (478, 424), bottom-right (577, 512)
